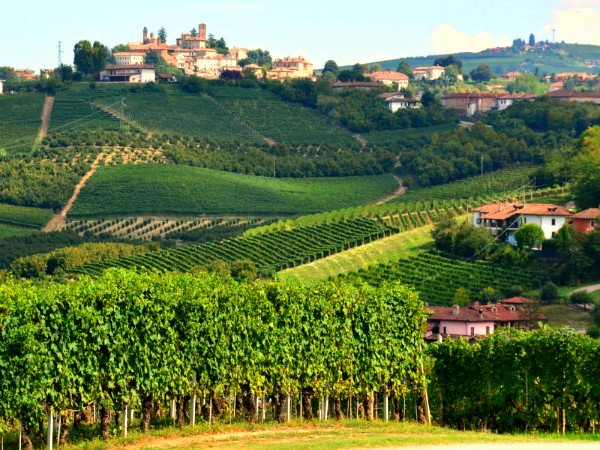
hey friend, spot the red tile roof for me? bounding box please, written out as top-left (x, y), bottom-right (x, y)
top-left (443, 93), bottom-right (498, 99)
top-left (332, 81), bottom-right (386, 88)
top-left (104, 64), bottom-right (156, 70)
top-left (499, 296), bottom-right (537, 305)
top-left (367, 70), bottom-right (409, 81)
top-left (428, 302), bottom-right (533, 323)
top-left (473, 203), bottom-right (571, 220)
top-left (571, 208), bottom-right (600, 220)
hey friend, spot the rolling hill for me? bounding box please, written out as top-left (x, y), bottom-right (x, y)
top-left (357, 42), bottom-right (600, 75)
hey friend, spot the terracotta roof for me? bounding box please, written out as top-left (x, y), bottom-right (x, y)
top-left (386, 96), bottom-right (418, 103)
top-left (473, 203), bottom-right (571, 220)
top-left (104, 64), bottom-right (156, 70)
top-left (547, 90), bottom-right (600, 99)
top-left (413, 66), bottom-right (445, 71)
top-left (428, 302), bottom-right (533, 323)
top-left (571, 208), bottom-right (600, 220)
top-left (498, 93), bottom-right (537, 99)
top-left (499, 297), bottom-right (537, 305)
top-left (367, 70), bottom-right (409, 81)
top-left (443, 93), bottom-right (498, 99)
top-left (332, 81), bottom-right (386, 88)
top-left (504, 71), bottom-right (521, 77)
top-left (549, 81), bottom-right (564, 87)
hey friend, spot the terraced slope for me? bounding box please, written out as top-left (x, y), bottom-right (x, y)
top-left (69, 165), bottom-right (397, 217)
top-left (70, 217), bottom-right (396, 276)
top-left (338, 251), bottom-right (540, 306)
top-left (0, 93), bottom-right (45, 153)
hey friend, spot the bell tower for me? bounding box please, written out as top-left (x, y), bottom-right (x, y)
top-left (199, 23), bottom-right (207, 40)
top-left (143, 27), bottom-right (148, 43)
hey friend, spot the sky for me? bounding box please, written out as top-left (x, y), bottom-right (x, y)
top-left (2, 0), bottom-right (600, 71)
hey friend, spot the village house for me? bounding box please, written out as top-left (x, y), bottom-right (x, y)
top-left (114, 52), bottom-right (145, 66)
top-left (100, 64), bottom-right (156, 83)
top-left (555, 72), bottom-right (597, 82)
top-left (547, 90), bottom-right (600, 105)
top-left (412, 65), bottom-right (445, 80)
top-left (472, 202), bottom-right (571, 244)
top-left (426, 298), bottom-right (543, 342)
top-left (366, 70), bottom-right (409, 90)
top-left (243, 63), bottom-right (263, 78)
top-left (267, 57), bottom-right (314, 80)
top-left (332, 81), bottom-right (386, 92)
top-left (0, 80), bottom-right (3, 95)
top-left (570, 208), bottom-right (600, 233)
top-left (503, 71), bottom-right (521, 82)
top-left (496, 93), bottom-right (536, 110)
top-left (385, 94), bottom-right (420, 111)
top-left (15, 69), bottom-right (37, 80)
top-left (548, 81), bottom-right (564, 92)
top-left (441, 93), bottom-right (498, 117)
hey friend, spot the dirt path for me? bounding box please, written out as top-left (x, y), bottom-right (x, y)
top-left (375, 176), bottom-right (406, 205)
top-left (354, 133), bottom-right (367, 147)
top-left (43, 152), bottom-right (105, 232)
top-left (37, 95), bottom-right (54, 140)
top-left (573, 284), bottom-right (600, 294)
top-left (381, 445), bottom-right (599, 450)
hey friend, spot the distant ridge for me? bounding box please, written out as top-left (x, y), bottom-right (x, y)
top-left (341, 42), bottom-right (600, 75)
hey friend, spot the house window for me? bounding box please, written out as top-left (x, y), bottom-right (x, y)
top-left (523, 218), bottom-right (527, 224)
top-left (486, 326), bottom-right (490, 334)
top-left (471, 327), bottom-right (475, 336)
top-left (443, 326), bottom-right (447, 334)
top-left (552, 231), bottom-right (556, 238)
top-left (552, 218), bottom-right (556, 226)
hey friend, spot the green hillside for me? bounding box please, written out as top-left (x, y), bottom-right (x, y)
top-left (70, 164), bottom-right (397, 217)
top-left (361, 42), bottom-right (600, 75)
top-left (0, 93), bottom-right (44, 154)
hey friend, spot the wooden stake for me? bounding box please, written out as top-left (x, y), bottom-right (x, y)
top-left (190, 393), bottom-right (196, 426)
top-left (384, 394), bottom-right (389, 423)
top-left (47, 411), bottom-right (54, 450)
top-left (122, 406), bottom-right (128, 437)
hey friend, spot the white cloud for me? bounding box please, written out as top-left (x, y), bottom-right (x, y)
top-left (542, 2), bottom-right (600, 44)
top-left (428, 24), bottom-right (511, 54)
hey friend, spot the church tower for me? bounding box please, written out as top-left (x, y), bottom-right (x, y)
top-left (199, 23), bottom-right (207, 41)
top-left (143, 27), bottom-right (148, 43)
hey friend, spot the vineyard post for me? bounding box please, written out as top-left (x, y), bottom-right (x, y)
top-left (190, 394), bottom-right (196, 426)
top-left (18, 423), bottom-right (21, 450)
top-left (55, 414), bottom-right (61, 449)
top-left (170, 399), bottom-right (176, 424)
top-left (262, 394), bottom-right (266, 422)
top-left (325, 395), bottom-right (329, 420)
top-left (46, 411), bottom-right (53, 450)
top-left (384, 393), bottom-right (389, 423)
top-left (122, 406), bottom-right (128, 437)
top-left (209, 397), bottom-right (213, 428)
top-left (255, 396), bottom-right (259, 421)
top-left (286, 392), bottom-right (291, 422)
top-left (299, 392), bottom-right (303, 422)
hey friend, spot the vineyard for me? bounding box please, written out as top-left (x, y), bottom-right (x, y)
top-left (49, 88), bottom-right (121, 133)
top-left (64, 217), bottom-right (268, 241)
top-left (68, 164), bottom-right (398, 217)
top-left (338, 251), bottom-right (542, 305)
top-left (70, 217), bottom-right (397, 275)
top-left (362, 123), bottom-right (458, 144)
top-left (0, 203), bottom-right (53, 228)
top-left (0, 93), bottom-right (45, 153)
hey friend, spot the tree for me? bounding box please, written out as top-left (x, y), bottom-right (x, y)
top-left (469, 64), bottom-right (493, 82)
top-left (397, 59), bottom-right (412, 77)
top-left (572, 126), bottom-right (600, 209)
top-left (190, 28), bottom-right (198, 37)
top-left (569, 291), bottom-right (592, 305)
top-left (0, 66), bottom-right (18, 82)
top-left (479, 286), bottom-right (501, 303)
top-left (239, 49), bottom-right (273, 69)
top-left (453, 287), bottom-right (470, 306)
top-left (433, 55), bottom-right (462, 71)
top-left (230, 258), bottom-right (258, 281)
top-left (420, 90), bottom-right (438, 107)
top-left (540, 281), bottom-right (559, 303)
top-left (74, 40), bottom-right (110, 77)
top-left (511, 38), bottom-right (526, 53)
top-left (322, 60), bottom-right (339, 78)
top-left (207, 33), bottom-right (228, 55)
top-left (144, 50), bottom-right (160, 66)
top-left (529, 33), bottom-right (536, 46)
top-left (515, 224), bottom-right (545, 249)
top-left (112, 44), bottom-right (128, 53)
top-left (507, 73), bottom-right (547, 94)
top-left (158, 27), bottom-right (167, 43)
top-left (352, 63), bottom-right (364, 75)
top-left (55, 64), bottom-right (74, 82)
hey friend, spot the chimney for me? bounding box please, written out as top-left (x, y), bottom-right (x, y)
top-left (452, 305), bottom-right (459, 315)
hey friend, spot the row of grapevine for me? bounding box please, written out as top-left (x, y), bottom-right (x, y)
top-left (0, 93), bottom-right (45, 153)
top-left (247, 183), bottom-right (569, 237)
top-left (338, 251), bottom-right (541, 305)
top-left (0, 270), bottom-right (426, 445)
top-left (70, 218), bottom-right (398, 275)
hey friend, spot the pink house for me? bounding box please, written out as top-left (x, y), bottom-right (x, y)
top-left (425, 300), bottom-right (543, 342)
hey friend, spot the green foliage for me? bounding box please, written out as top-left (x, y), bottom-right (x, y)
top-left (339, 251), bottom-right (540, 306)
top-left (506, 73), bottom-right (547, 94)
top-left (572, 126), bottom-right (600, 209)
top-left (540, 281), bottom-right (559, 303)
top-left (0, 204), bottom-right (53, 228)
top-left (432, 219), bottom-right (494, 258)
top-left (0, 270), bottom-right (425, 435)
top-left (469, 65), bottom-right (493, 82)
top-left (569, 291), bottom-right (593, 305)
top-left (73, 40), bottom-right (110, 77)
top-left (0, 93), bottom-right (45, 153)
top-left (322, 60), bottom-right (339, 78)
top-left (433, 55), bottom-right (462, 70)
top-left (428, 327), bottom-right (600, 432)
top-left (70, 164), bottom-right (397, 217)
top-left (515, 224), bottom-right (545, 249)
top-left (239, 49), bottom-right (273, 69)
top-left (452, 287), bottom-right (470, 306)
top-left (479, 286), bottom-right (501, 303)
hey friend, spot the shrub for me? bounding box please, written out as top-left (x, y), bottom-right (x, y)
top-left (569, 290), bottom-right (593, 305)
top-left (515, 224), bottom-right (545, 249)
top-left (540, 281), bottom-right (559, 303)
top-left (586, 325), bottom-right (600, 339)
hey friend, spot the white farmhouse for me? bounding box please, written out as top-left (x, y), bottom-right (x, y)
top-left (385, 95), bottom-right (420, 112)
top-left (0, 80), bottom-right (3, 95)
top-left (472, 203), bottom-right (571, 244)
top-left (113, 52), bottom-right (145, 66)
top-left (100, 65), bottom-right (156, 83)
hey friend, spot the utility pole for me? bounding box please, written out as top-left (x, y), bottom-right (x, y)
top-left (480, 155), bottom-right (484, 176)
top-left (120, 97), bottom-right (125, 132)
top-left (552, 28), bottom-right (556, 43)
top-left (57, 41), bottom-right (63, 67)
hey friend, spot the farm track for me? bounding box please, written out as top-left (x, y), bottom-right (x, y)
top-left (37, 95), bottom-right (54, 141)
top-left (43, 152), bottom-right (105, 232)
top-left (375, 176), bottom-right (406, 205)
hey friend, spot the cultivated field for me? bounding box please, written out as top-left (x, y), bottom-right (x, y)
top-left (0, 92), bottom-right (45, 153)
top-left (69, 165), bottom-right (398, 217)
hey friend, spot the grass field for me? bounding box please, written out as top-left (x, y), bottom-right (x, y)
top-left (0, 203), bottom-right (54, 228)
top-left (52, 421), bottom-right (600, 450)
top-left (534, 304), bottom-right (594, 333)
top-left (0, 92), bottom-right (45, 153)
top-left (279, 225), bottom-right (433, 282)
top-left (0, 223), bottom-right (37, 239)
top-left (70, 165), bottom-right (397, 217)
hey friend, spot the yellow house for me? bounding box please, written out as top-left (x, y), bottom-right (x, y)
top-left (267, 57), bottom-right (314, 80)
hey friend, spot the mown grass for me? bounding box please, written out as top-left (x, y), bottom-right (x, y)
top-left (70, 165), bottom-right (397, 217)
top-left (534, 304), bottom-right (594, 332)
top-left (52, 420), bottom-right (600, 450)
top-left (278, 225), bottom-right (433, 282)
